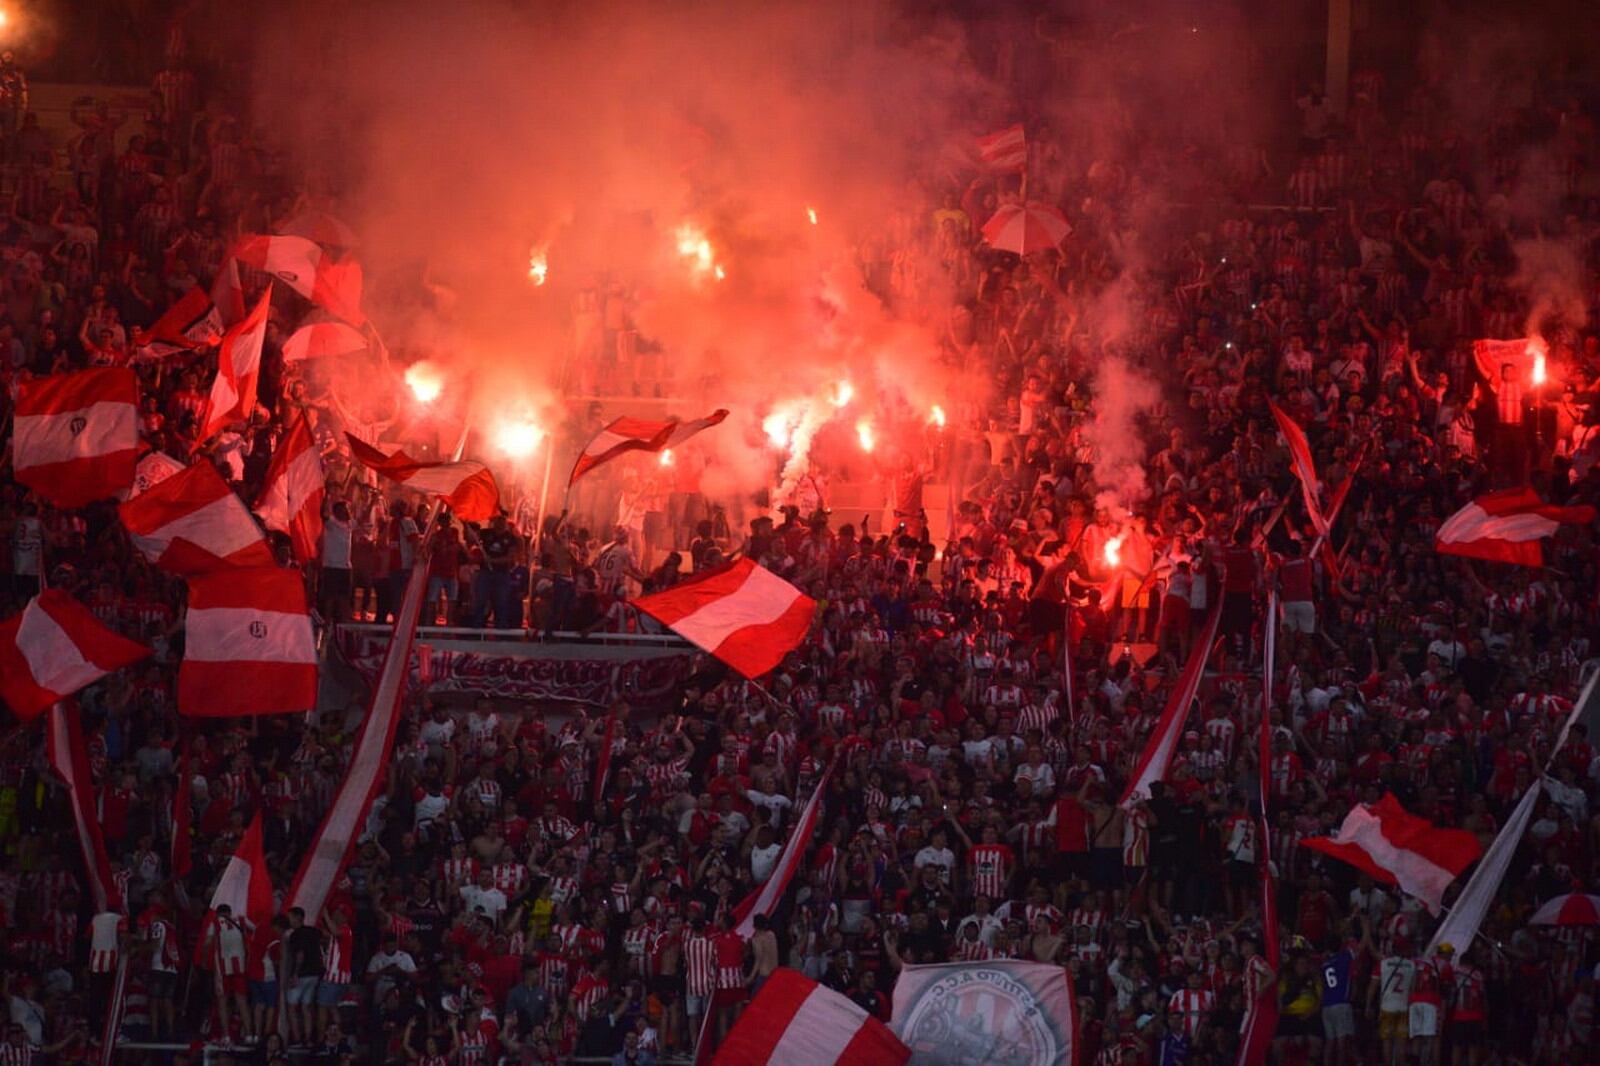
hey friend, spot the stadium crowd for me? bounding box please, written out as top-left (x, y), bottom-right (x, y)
top-left (1, 17), bottom-right (1600, 1066)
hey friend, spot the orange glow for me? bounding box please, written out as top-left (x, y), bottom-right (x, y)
top-left (675, 223), bottom-right (724, 281)
top-left (829, 381), bottom-right (854, 408)
top-left (1103, 533), bottom-right (1126, 569)
top-left (1533, 353), bottom-right (1547, 385)
top-left (807, 207), bottom-right (818, 226)
top-left (659, 449), bottom-right (674, 467)
top-left (494, 419), bottom-right (544, 458)
top-left (856, 421), bottom-right (876, 453)
top-left (527, 246), bottom-right (549, 286)
top-left (763, 409), bottom-right (796, 450)
top-left (404, 361), bottom-right (444, 404)
top-left (929, 404), bottom-right (947, 428)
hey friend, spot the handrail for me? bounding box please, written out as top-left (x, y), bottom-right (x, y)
top-left (337, 622), bottom-right (694, 648)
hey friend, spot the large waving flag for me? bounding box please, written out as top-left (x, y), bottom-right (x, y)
top-left (281, 321), bottom-right (368, 363)
top-left (1301, 794), bottom-right (1482, 914)
top-left (233, 235), bottom-right (366, 326)
top-left (1121, 595), bottom-right (1224, 806)
top-left (180, 568), bottom-right (317, 717)
top-left (976, 123), bottom-right (1027, 173)
top-left (119, 461), bottom-right (277, 575)
top-left (0, 590), bottom-right (151, 722)
top-left (201, 286), bottom-right (272, 440)
top-left (1268, 399), bottom-right (1328, 537)
top-left (1435, 487), bottom-right (1595, 567)
top-left (205, 811), bottom-right (273, 929)
top-left (346, 435), bottom-right (500, 522)
top-left (716, 968), bottom-right (908, 1066)
top-left (255, 416), bottom-right (325, 563)
top-left (892, 961), bottom-right (1078, 1066)
top-left (131, 286), bottom-right (223, 360)
top-left (570, 409), bottom-right (728, 485)
top-left (632, 558), bottom-right (815, 679)
top-left (14, 368), bottom-right (139, 507)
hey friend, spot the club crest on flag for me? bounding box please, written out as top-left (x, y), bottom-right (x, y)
top-left (892, 962), bottom-right (1079, 1066)
top-left (69, 415), bottom-right (88, 436)
top-left (249, 621), bottom-right (268, 639)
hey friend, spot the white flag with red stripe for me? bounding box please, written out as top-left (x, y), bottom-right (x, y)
top-left (1268, 399), bottom-right (1328, 537)
top-left (714, 968), bottom-right (908, 1066)
top-left (201, 286), bottom-right (272, 440)
top-left (123, 451), bottom-right (187, 500)
top-left (632, 558), bottom-right (815, 679)
top-left (1435, 487), bottom-right (1595, 567)
top-left (1121, 594), bottom-right (1223, 806)
top-left (14, 367), bottom-right (139, 507)
top-left (233, 235), bottom-right (366, 326)
top-left (345, 434), bottom-right (500, 522)
top-left (976, 123), bottom-right (1027, 172)
top-left (281, 321), bottom-right (368, 363)
top-left (1302, 793), bottom-right (1482, 914)
top-left (570, 409), bottom-right (728, 485)
top-left (0, 590), bottom-right (151, 722)
top-left (180, 567), bottom-right (317, 717)
top-left (255, 416), bottom-right (325, 563)
top-left (131, 285), bottom-right (223, 360)
top-left (119, 460), bottom-right (277, 576)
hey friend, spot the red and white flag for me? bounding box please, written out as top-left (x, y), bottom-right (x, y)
top-left (632, 558), bottom-right (815, 679)
top-left (201, 286), bottom-right (272, 440)
top-left (0, 590), bottom-right (151, 722)
top-left (281, 321), bottom-right (368, 363)
top-left (731, 753), bottom-right (840, 937)
top-left (120, 460), bottom-right (277, 575)
top-left (180, 567), bottom-right (317, 717)
top-left (285, 536), bottom-right (430, 920)
top-left (1472, 336), bottom-right (1545, 383)
top-left (233, 235), bottom-right (366, 326)
top-left (131, 286), bottom-right (223, 360)
top-left (1302, 793), bottom-right (1482, 914)
top-left (1268, 400), bottom-right (1328, 537)
top-left (346, 434), bottom-right (500, 522)
top-left (122, 451), bottom-right (188, 500)
top-left (1435, 487), bottom-right (1595, 567)
top-left (211, 256), bottom-right (245, 326)
top-left (205, 811), bottom-right (274, 928)
top-left (569, 409), bottom-right (728, 485)
top-left (976, 123), bottom-right (1027, 172)
top-left (714, 968), bottom-right (908, 1066)
top-left (1121, 595), bottom-right (1224, 806)
top-left (46, 704), bottom-right (121, 913)
top-left (255, 416), bottom-right (325, 564)
top-left (13, 367), bottom-right (139, 507)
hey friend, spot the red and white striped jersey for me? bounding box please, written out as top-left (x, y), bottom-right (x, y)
top-left (546, 876), bottom-right (579, 906)
top-left (212, 915), bottom-right (250, 976)
top-left (321, 926), bottom-right (354, 983)
top-left (0, 1041), bottom-right (40, 1065)
top-left (1168, 987), bottom-right (1215, 1036)
top-left (472, 777), bottom-right (503, 809)
top-left (572, 972), bottom-right (611, 1018)
top-left (89, 912), bottom-right (125, 973)
top-left (493, 862), bottom-right (528, 897)
top-left (442, 856), bottom-right (479, 888)
top-left (684, 935), bottom-right (718, 997)
top-left (535, 950), bottom-right (571, 994)
top-left (456, 1016), bottom-right (498, 1066)
top-left (623, 924), bottom-right (657, 977)
top-left (953, 937), bottom-right (993, 962)
top-left (141, 916), bottom-right (181, 972)
top-left (967, 844), bottom-right (1014, 900)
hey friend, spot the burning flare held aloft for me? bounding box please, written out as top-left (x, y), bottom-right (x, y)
top-left (856, 420), bottom-right (876, 453)
top-left (405, 361), bottom-right (444, 404)
top-left (494, 419), bottom-right (544, 459)
top-left (929, 404), bottom-right (947, 429)
top-left (528, 246), bottom-right (549, 286)
top-left (675, 223), bottom-right (725, 282)
top-left (1103, 532), bottom-right (1126, 569)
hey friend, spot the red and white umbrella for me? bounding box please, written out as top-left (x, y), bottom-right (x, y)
top-left (980, 201), bottom-right (1072, 255)
top-left (1529, 893), bottom-right (1600, 926)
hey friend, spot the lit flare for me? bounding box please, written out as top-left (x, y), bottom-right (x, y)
top-left (528, 246), bottom-right (549, 286)
top-left (856, 421), bottom-right (875, 453)
top-left (829, 381), bottom-right (854, 408)
top-left (1103, 533), bottom-right (1126, 569)
top-left (807, 207), bottom-right (818, 226)
top-left (1532, 353), bottom-right (1547, 386)
top-left (929, 404), bottom-right (947, 428)
top-left (495, 419), bottom-right (544, 458)
top-left (404, 362), bottom-right (444, 404)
